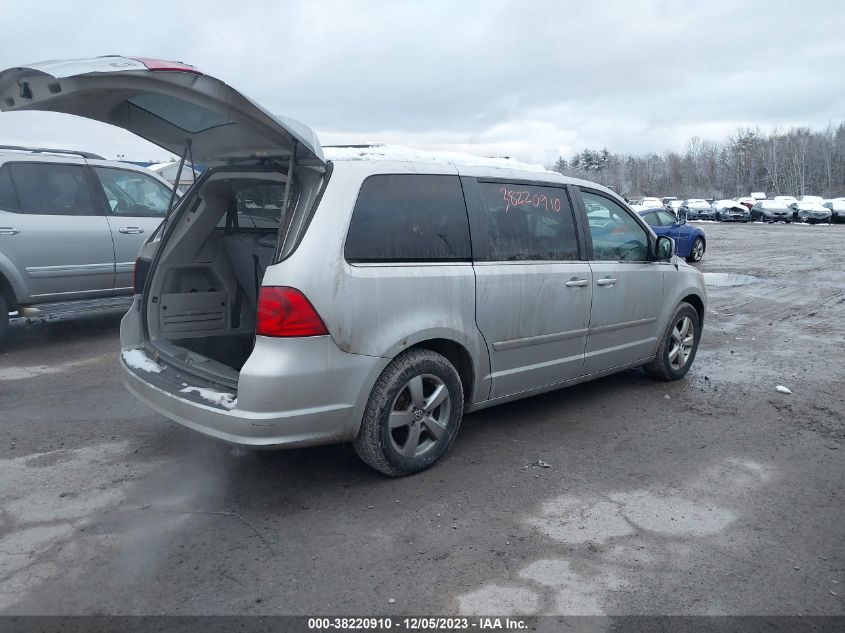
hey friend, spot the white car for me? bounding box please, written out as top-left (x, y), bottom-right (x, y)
top-left (640, 197), bottom-right (664, 208)
top-left (774, 195), bottom-right (799, 207)
top-left (799, 195), bottom-right (824, 204)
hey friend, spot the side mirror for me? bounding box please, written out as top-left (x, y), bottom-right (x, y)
top-left (655, 235), bottom-right (674, 261)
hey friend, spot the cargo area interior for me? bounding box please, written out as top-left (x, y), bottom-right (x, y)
top-left (143, 167), bottom-right (323, 385)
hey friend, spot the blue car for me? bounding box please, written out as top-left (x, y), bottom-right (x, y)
top-left (637, 208), bottom-right (706, 263)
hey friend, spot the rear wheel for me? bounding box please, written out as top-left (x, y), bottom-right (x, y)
top-left (686, 237), bottom-right (704, 263)
top-left (644, 302), bottom-right (701, 381)
top-left (354, 349), bottom-right (464, 476)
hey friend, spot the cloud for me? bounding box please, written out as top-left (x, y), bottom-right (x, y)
top-left (0, 0), bottom-right (842, 163)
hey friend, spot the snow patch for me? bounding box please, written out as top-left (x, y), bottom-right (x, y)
top-left (703, 272), bottom-right (758, 288)
top-left (324, 144), bottom-right (551, 173)
top-left (179, 386), bottom-right (237, 410)
top-left (775, 385), bottom-right (792, 394)
top-left (0, 353), bottom-right (111, 381)
top-left (121, 349), bottom-right (162, 374)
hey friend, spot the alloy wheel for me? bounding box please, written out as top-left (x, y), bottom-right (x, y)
top-left (668, 316), bottom-right (695, 371)
top-left (388, 374), bottom-right (451, 458)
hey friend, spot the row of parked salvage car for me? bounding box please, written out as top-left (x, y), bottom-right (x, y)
top-left (633, 195), bottom-right (844, 224)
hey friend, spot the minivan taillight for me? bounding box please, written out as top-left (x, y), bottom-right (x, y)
top-left (133, 258), bottom-right (151, 294)
top-left (256, 287), bottom-right (328, 337)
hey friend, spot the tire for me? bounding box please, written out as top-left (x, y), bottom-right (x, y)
top-left (0, 293), bottom-right (9, 343)
top-left (644, 302), bottom-right (701, 381)
top-left (686, 237), bottom-right (705, 263)
top-left (353, 349), bottom-right (464, 476)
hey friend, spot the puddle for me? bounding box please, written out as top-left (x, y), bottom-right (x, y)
top-left (702, 273), bottom-right (758, 288)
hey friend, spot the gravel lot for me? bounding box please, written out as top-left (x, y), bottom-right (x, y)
top-left (1, 222), bottom-right (843, 616)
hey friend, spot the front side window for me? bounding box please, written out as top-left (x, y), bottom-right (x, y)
top-left (582, 191), bottom-right (649, 261)
top-left (656, 210), bottom-right (678, 226)
top-left (6, 162), bottom-right (96, 216)
top-left (475, 181), bottom-right (579, 261)
top-left (94, 167), bottom-right (173, 216)
top-left (642, 212), bottom-right (660, 227)
top-left (345, 175), bottom-right (471, 262)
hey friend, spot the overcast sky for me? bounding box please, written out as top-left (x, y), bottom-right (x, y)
top-left (1, 0), bottom-right (843, 165)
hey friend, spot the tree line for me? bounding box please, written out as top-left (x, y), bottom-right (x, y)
top-left (549, 122), bottom-right (845, 200)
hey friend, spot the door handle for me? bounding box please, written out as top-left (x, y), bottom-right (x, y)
top-left (0, 227), bottom-right (21, 235)
top-left (119, 227), bottom-right (144, 234)
top-left (565, 278), bottom-right (589, 287)
top-left (596, 277), bottom-right (618, 286)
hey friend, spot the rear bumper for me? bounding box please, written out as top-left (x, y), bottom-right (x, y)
top-left (120, 335), bottom-right (386, 448)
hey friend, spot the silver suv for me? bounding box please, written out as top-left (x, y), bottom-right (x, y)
top-left (0, 144), bottom-right (173, 338)
top-left (0, 57), bottom-right (706, 475)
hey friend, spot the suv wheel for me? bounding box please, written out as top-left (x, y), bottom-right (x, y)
top-left (644, 302), bottom-right (701, 381)
top-left (0, 294), bottom-right (9, 342)
top-left (354, 349), bottom-right (464, 476)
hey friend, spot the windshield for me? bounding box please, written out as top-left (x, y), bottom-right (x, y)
top-left (217, 178), bottom-right (300, 230)
top-left (688, 201), bottom-right (711, 209)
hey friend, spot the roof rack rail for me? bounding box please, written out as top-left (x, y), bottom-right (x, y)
top-left (322, 144), bottom-right (384, 149)
top-left (0, 145), bottom-right (105, 160)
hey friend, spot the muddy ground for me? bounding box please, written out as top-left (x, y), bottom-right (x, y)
top-left (1, 222), bottom-right (843, 616)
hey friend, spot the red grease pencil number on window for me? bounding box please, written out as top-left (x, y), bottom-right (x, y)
top-left (498, 186), bottom-right (562, 213)
top-left (500, 187), bottom-right (510, 212)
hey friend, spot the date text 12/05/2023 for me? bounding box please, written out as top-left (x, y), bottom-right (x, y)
top-left (498, 186), bottom-right (563, 213)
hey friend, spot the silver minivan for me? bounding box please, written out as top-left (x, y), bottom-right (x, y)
top-left (0, 146), bottom-right (173, 337)
top-left (0, 57), bottom-right (706, 475)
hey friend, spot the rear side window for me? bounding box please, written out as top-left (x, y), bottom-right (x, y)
top-left (345, 175), bottom-right (471, 262)
top-left (474, 181), bottom-right (579, 261)
top-left (6, 162), bottom-right (96, 216)
top-left (0, 166), bottom-right (18, 211)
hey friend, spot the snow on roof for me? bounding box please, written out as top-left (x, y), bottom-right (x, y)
top-left (323, 144), bottom-right (552, 173)
top-left (795, 201), bottom-right (827, 210)
top-left (146, 162), bottom-right (174, 171)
